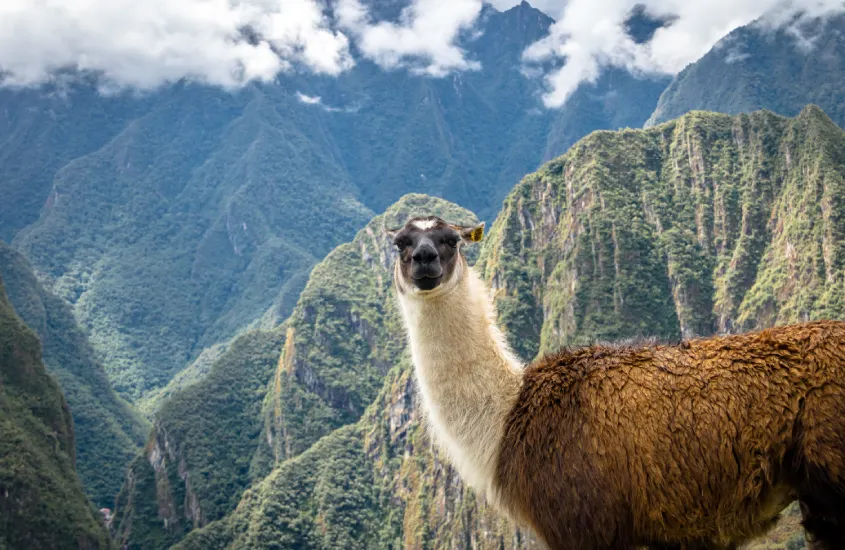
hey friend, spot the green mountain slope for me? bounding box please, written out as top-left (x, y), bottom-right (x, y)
top-left (0, 271), bottom-right (113, 549)
top-left (0, 82), bottom-right (153, 242)
top-left (13, 84), bottom-right (372, 401)
top-left (112, 328), bottom-right (285, 549)
top-left (0, 242), bottom-right (148, 508)
top-left (480, 105), bottom-right (845, 363)
top-left (175, 361), bottom-right (536, 550)
top-left (646, 13), bottom-right (845, 128)
top-left (112, 194), bottom-right (478, 548)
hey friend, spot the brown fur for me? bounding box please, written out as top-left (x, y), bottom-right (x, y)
top-left (494, 321), bottom-right (845, 549)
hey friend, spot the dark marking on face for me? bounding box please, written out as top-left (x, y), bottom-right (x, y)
top-left (386, 216), bottom-right (484, 292)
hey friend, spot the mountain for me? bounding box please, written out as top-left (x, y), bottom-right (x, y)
top-left (112, 195), bottom-right (481, 548)
top-left (646, 12), bottom-right (845, 128)
top-left (481, 105), bottom-right (845, 364)
top-left (0, 2), bottom-right (671, 405)
top-left (11, 82), bottom-right (373, 402)
top-left (178, 105), bottom-right (845, 549)
top-left (543, 67), bottom-right (672, 161)
top-left (174, 360), bottom-right (536, 550)
top-left (0, 81), bottom-right (154, 243)
top-left (167, 194), bottom-right (533, 549)
top-left (0, 242), bottom-right (148, 508)
top-left (112, 328), bottom-right (286, 549)
top-left (0, 270), bottom-right (113, 549)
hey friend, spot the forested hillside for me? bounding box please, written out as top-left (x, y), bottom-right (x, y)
top-left (0, 242), bottom-right (148, 508)
top-left (0, 271), bottom-right (112, 549)
top-left (171, 106), bottom-right (845, 549)
top-left (482, 105), bottom-right (845, 361)
top-left (646, 13), bottom-right (845, 128)
top-left (113, 195), bottom-right (483, 548)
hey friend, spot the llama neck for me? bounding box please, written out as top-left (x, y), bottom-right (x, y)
top-left (398, 266), bottom-right (523, 497)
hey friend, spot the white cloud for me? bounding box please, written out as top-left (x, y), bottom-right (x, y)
top-left (0, 0), bottom-right (353, 90)
top-left (2, 0), bottom-right (843, 98)
top-left (296, 91), bottom-right (323, 104)
top-left (0, 0), bottom-right (485, 89)
top-left (497, 0), bottom-right (845, 107)
top-left (336, 0), bottom-right (484, 76)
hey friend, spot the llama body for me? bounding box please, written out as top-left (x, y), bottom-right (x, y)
top-left (388, 216), bottom-right (845, 550)
top-left (495, 325), bottom-right (845, 549)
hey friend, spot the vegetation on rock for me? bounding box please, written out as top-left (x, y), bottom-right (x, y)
top-left (0, 272), bottom-right (113, 549)
top-left (175, 361), bottom-right (537, 550)
top-left (480, 106), bottom-right (845, 363)
top-left (0, 241), bottom-right (148, 508)
top-left (112, 328), bottom-right (285, 549)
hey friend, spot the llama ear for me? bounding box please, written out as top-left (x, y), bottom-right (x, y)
top-left (383, 225), bottom-right (401, 240)
top-left (456, 222), bottom-right (484, 243)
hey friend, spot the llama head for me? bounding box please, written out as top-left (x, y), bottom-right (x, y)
top-left (385, 216), bottom-right (484, 296)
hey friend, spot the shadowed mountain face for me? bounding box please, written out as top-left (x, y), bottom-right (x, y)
top-left (0, 242), bottom-right (148, 508)
top-left (0, 272), bottom-right (113, 550)
top-left (647, 13), bottom-right (845, 128)
top-left (0, 2), bottom-right (671, 404)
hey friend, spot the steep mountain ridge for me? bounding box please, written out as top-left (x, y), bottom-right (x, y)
top-left (0, 270), bottom-right (113, 549)
top-left (481, 105), bottom-right (845, 361)
top-left (113, 328), bottom-right (286, 549)
top-left (646, 13), bottom-right (845, 128)
top-left (113, 195), bottom-right (480, 548)
top-left (0, 242), bottom-right (148, 508)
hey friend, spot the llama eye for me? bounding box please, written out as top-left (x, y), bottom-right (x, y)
top-left (394, 239), bottom-right (410, 251)
top-left (444, 237), bottom-right (459, 248)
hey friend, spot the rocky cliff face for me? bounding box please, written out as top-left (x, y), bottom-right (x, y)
top-left (112, 329), bottom-right (285, 549)
top-left (480, 106), bottom-right (845, 363)
top-left (176, 362), bottom-right (537, 550)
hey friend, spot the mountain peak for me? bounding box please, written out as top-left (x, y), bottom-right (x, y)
top-left (645, 12), bottom-right (845, 128)
top-left (501, 0), bottom-right (552, 20)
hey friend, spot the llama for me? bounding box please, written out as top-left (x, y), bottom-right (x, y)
top-left (387, 215), bottom-right (845, 550)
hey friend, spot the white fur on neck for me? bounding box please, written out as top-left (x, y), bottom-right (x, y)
top-left (396, 260), bottom-right (524, 501)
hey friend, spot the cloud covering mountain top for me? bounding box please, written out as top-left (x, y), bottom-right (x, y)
top-left (2, 0), bottom-right (844, 105)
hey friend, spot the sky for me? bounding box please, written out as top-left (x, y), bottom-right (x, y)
top-left (1, 0), bottom-right (843, 106)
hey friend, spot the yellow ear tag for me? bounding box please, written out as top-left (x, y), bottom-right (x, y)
top-left (469, 226), bottom-right (484, 242)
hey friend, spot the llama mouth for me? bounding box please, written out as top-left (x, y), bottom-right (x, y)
top-left (411, 275), bottom-right (442, 291)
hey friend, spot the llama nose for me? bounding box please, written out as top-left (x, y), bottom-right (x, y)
top-left (412, 244), bottom-right (438, 264)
